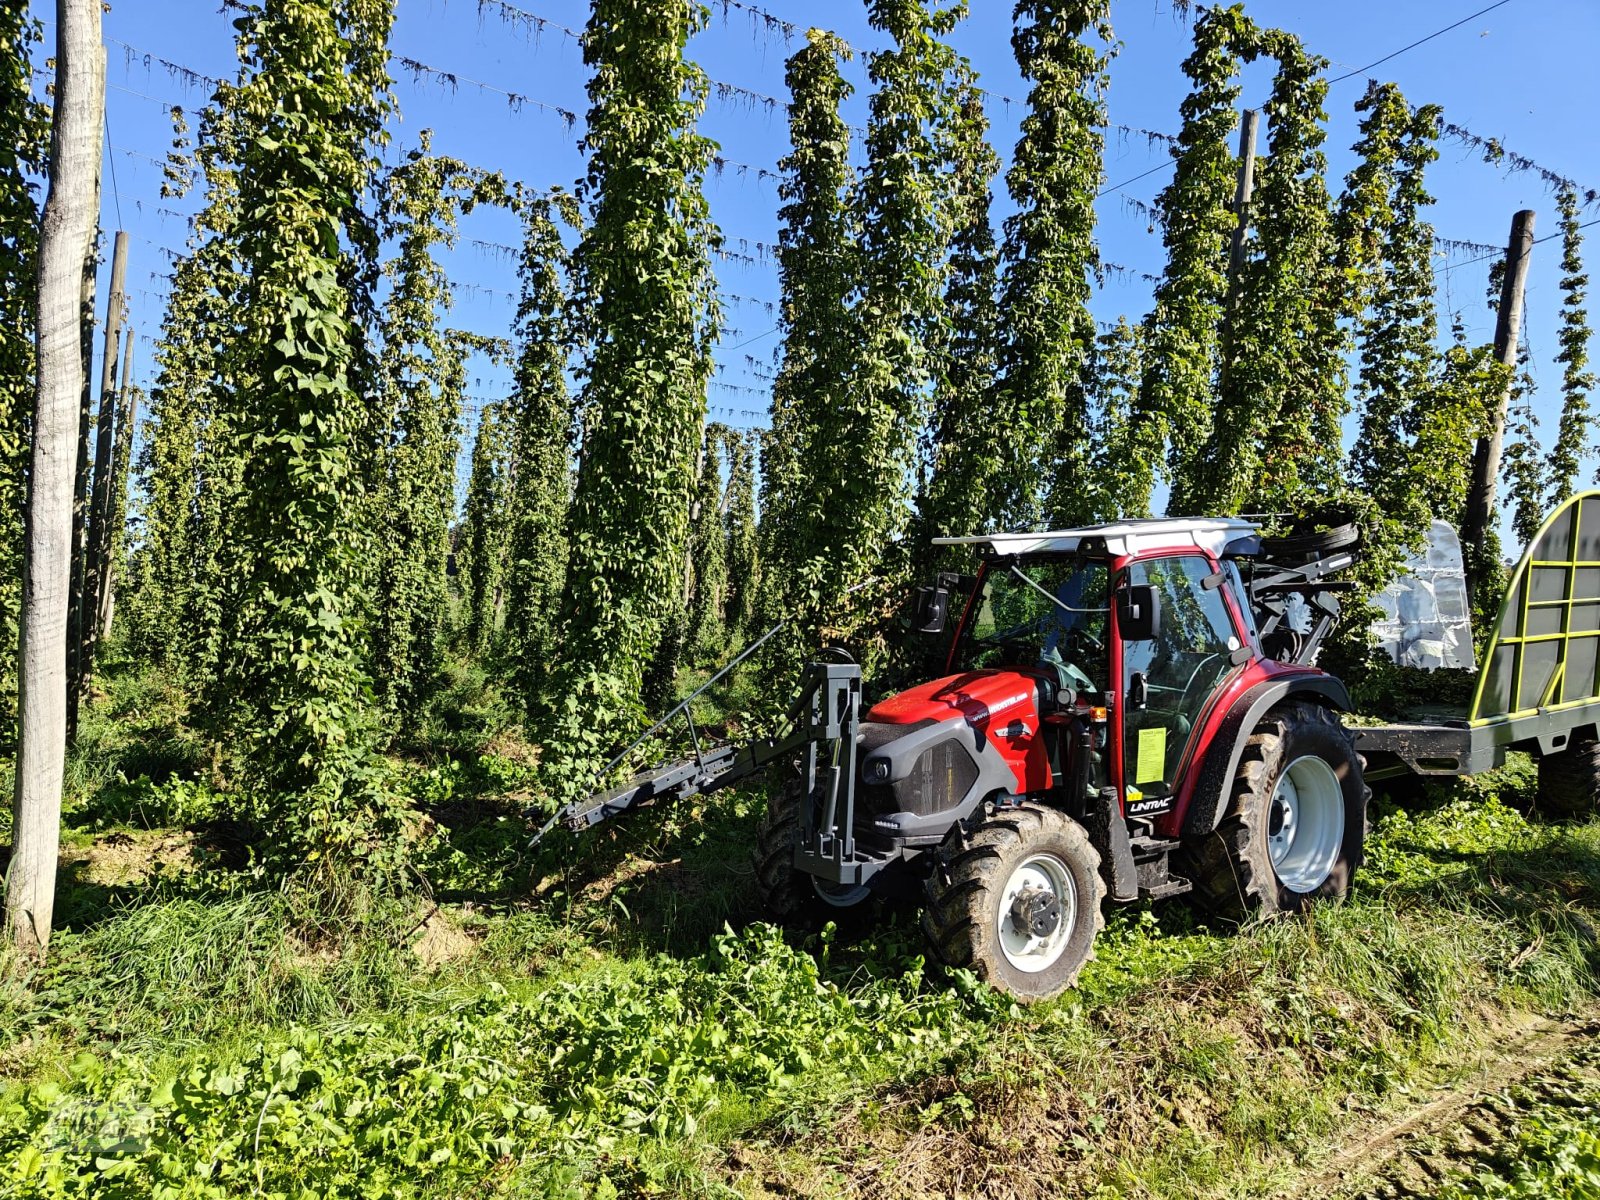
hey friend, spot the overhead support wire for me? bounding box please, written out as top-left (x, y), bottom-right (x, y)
top-left (1095, 0), bottom-right (1595, 208)
top-left (1439, 217), bottom-right (1600, 276)
top-left (1325, 0), bottom-right (1515, 85)
top-left (393, 55), bottom-right (580, 129)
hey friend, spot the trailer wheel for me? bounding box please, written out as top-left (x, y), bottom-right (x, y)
top-left (1182, 702), bottom-right (1367, 921)
top-left (1537, 737), bottom-right (1600, 818)
top-left (921, 803), bottom-right (1105, 1003)
top-left (752, 772), bottom-right (872, 924)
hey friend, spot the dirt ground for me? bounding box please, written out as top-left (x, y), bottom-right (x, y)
top-left (1282, 1008), bottom-right (1600, 1199)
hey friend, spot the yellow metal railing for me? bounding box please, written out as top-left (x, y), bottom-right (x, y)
top-left (1470, 490), bottom-right (1600, 724)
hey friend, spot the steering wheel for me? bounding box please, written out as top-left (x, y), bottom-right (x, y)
top-left (1154, 651), bottom-right (1228, 716)
top-left (975, 619), bottom-right (1034, 648)
top-left (1061, 623), bottom-right (1104, 655)
top-left (1038, 645), bottom-right (1096, 696)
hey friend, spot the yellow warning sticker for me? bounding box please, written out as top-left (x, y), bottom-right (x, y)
top-left (1135, 727), bottom-right (1167, 786)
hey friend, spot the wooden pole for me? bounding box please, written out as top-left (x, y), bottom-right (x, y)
top-left (9, 0), bottom-right (105, 958)
top-left (97, 326), bottom-right (136, 643)
top-left (1214, 109), bottom-right (1259, 408)
top-left (78, 229), bottom-right (127, 702)
top-left (63, 160), bottom-right (100, 744)
top-left (1461, 208), bottom-right (1536, 592)
top-left (1225, 109), bottom-right (1260, 300)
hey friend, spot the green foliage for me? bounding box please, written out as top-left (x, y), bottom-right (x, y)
top-left (1135, 4), bottom-right (1256, 510)
top-left (997, 0), bottom-right (1115, 526)
top-left (1181, 30), bottom-right (1345, 516)
top-left (371, 136), bottom-right (479, 718)
top-left (685, 428), bottom-right (727, 661)
top-left (1504, 340), bottom-right (1547, 548)
top-left (1344, 658), bottom-right (1477, 721)
top-left (457, 401), bottom-right (510, 653)
top-left (0, 924), bottom-right (977, 1198)
top-left (129, 95), bottom-right (246, 683)
top-left (504, 192), bottom-right (579, 703)
top-left (0, 5), bottom-right (47, 753)
top-left (1550, 186), bottom-right (1595, 503)
top-left (914, 76), bottom-right (1003, 568)
top-left (1439, 1086), bottom-right (1600, 1198)
top-left (538, 0), bottom-right (721, 785)
top-left (781, 0), bottom-right (965, 662)
top-left (1082, 317), bottom-right (1145, 494)
top-left (719, 427), bottom-right (758, 641)
top-left (1347, 88), bottom-right (1446, 544)
top-left (758, 29), bottom-right (858, 646)
top-left (208, 0), bottom-right (401, 879)
top-left (129, 255), bottom-right (222, 676)
top-left (1325, 87), bottom-right (1503, 661)
top-left (1363, 791), bottom-right (1537, 892)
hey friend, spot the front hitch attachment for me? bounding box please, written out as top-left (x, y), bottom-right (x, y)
top-left (527, 641), bottom-right (896, 890)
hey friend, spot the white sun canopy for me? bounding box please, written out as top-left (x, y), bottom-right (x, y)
top-left (932, 517), bottom-right (1261, 560)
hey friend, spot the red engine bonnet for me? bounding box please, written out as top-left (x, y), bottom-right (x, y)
top-left (867, 669), bottom-right (1052, 793)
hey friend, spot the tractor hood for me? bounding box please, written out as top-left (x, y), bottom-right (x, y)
top-left (867, 669), bottom-right (1046, 729)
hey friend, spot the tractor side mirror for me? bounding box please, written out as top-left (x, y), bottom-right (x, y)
top-left (912, 584), bottom-right (950, 635)
top-left (1117, 584), bottom-right (1162, 642)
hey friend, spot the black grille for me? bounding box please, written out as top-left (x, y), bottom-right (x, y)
top-left (892, 738), bottom-right (979, 817)
top-left (856, 783), bottom-right (899, 821)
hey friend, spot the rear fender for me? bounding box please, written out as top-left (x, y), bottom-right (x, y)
top-left (1169, 675), bottom-right (1352, 840)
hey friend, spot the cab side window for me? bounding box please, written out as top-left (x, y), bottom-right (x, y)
top-left (1121, 555), bottom-right (1241, 796)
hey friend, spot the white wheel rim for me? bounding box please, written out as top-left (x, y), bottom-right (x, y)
top-left (996, 852), bottom-right (1077, 974)
top-left (813, 878), bottom-right (871, 908)
top-left (1267, 754), bottom-right (1345, 893)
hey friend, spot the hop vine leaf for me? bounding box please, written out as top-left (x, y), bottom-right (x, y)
top-left (1549, 186), bottom-right (1596, 502)
top-left (504, 192), bottom-right (579, 707)
top-left (206, 0), bottom-right (402, 877)
top-left (538, 0), bottom-right (722, 787)
top-left (758, 28), bottom-right (859, 648)
top-left (0, 5), bottom-right (48, 752)
top-left (913, 71), bottom-right (1002, 570)
top-left (997, 0), bottom-right (1116, 528)
top-left (1134, 3), bottom-right (1257, 510)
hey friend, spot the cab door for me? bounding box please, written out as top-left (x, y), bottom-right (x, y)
top-left (1116, 554), bottom-right (1244, 818)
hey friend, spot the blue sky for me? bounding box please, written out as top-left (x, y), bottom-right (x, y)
top-left (48, 0), bottom-right (1600, 540)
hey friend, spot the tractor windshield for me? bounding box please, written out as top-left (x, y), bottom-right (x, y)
top-left (951, 559), bottom-right (1111, 695)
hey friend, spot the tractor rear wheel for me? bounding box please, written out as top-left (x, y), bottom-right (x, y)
top-left (1182, 702), bottom-right (1367, 922)
top-left (1537, 737), bottom-right (1600, 818)
top-left (752, 771), bottom-right (873, 924)
top-left (921, 803), bottom-right (1105, 1003)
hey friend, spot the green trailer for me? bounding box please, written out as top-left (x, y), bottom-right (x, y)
top-left (1360, 490), bottom-right (1600, 814)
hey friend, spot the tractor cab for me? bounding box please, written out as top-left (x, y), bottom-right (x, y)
top-left (919, 518), bottom-right (1270, 831)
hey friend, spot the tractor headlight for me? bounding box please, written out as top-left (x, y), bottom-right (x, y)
top-left (865, 757), bottom-right (891, 784)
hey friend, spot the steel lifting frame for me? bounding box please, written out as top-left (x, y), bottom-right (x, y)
top-left (544, 654), bottom-right (891, 884)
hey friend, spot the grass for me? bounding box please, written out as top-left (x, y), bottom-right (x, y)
top-left (3, 658), bottom-right (1600, 1196)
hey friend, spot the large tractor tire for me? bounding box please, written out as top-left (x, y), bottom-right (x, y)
top-left (752, 771), bottom-right (873, 924)
top-left (921, 803), bottom-right (1105, 1003)
top-left (1182, 702), bottom-right (1368, 922)
top-left (1537, 737), bottom-right (1600, 818)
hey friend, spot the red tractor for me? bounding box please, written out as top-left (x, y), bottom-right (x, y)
top-left (557, 514), bottom-right (1369, 1000)
top-left (553, 494), bottom-right (1600, 1000)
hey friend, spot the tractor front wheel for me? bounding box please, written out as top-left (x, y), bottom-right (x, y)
top-left (921, 803), bottom-right (1105, 1003)
top-left (1182, 702), bottom-right (1367, 921)
top-left (753, 771), bottom-right (873, 925)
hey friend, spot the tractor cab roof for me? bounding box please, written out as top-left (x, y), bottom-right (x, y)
top-left (932, 516), bottom-right (1260, 561)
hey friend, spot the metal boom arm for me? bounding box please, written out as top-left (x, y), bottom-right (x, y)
top-left (533, 655), bottom-right (873, 887)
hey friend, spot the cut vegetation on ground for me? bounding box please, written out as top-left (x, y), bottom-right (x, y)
top-left (3, 661), bottom-right (1599, 1198)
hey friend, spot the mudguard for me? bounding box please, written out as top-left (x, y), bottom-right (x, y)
top-left (1177, 675), bottom-right (1352, 839)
